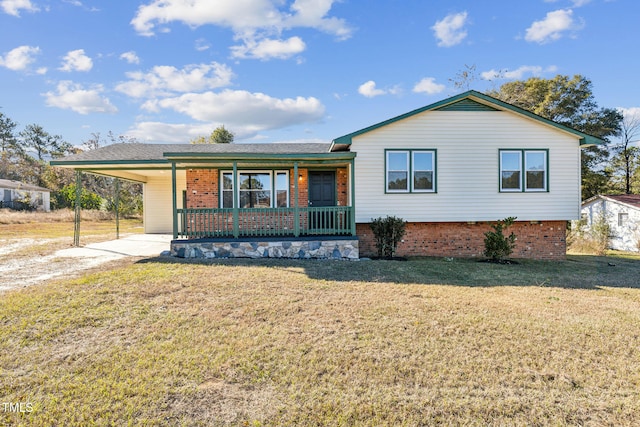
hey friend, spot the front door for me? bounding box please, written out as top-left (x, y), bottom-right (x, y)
top-left (308, 171), bottom-right (336, 232)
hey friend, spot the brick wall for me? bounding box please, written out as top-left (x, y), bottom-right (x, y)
top-left (357, 220), bottom-right (567, 260)
top-left (337, 167), bottom-right (348, 206)
top-left (186, 169), bottom-right (218, 208)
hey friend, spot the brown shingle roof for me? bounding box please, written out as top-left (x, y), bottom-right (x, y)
top-left (53, 142), bottom-right (332, 164)
top-left (602, 194), bottom-right (640, 209)
top-left (0, 179), bottom-right (50, 192)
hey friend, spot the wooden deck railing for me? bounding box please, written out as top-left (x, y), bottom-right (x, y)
top-left (176, 206), bottom-right (355, 239)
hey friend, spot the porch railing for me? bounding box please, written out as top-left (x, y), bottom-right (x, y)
top-left (176, 206), bottom-right (355, 239)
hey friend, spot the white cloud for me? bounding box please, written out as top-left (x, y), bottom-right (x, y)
top-left (1, 0), bottom-right (38, 16)
top-left (115, 62), bottom-right (234, 98)
top-left (43, 81), bottom-right (118, 114)
top-left (125, 122), bottom-right (220, 143)
top-left (130, 0), bottom-right (352, 60)
top-left (619, 107), bottom-right (640, 120)
top-left (120, 51), bottom-right (140, 64)
top-left (132, 0), bottom-right (351, 37)
top-left (195, 38), bottom-right (210, 51)
top-left (412, 77), bottom-right (445, 95)
top-left (480, 65), bottom-right (558, 80)
top-left (525, 9), bottom-right (582, 44)
top-left (432, 12), bottom-right (468, 47)
top-left (140, 89), bottom-right (325, 132)
top-left (59, 49), bottom-right (93, 72)
top-left (357, 80), bottom-right (400, 98)
top-left (358, 81), bottom-right (384, 98)
top-left (0, 45), bottom-right (40, 71)
top-left (231, 36), bottom-right (306, 60)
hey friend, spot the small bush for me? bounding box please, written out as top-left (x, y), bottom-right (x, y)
top-left (370, 216), bottom-right (406, 258)
top-left (568, 213), bottom-right (611, 255)
top-left (484, 217), bottom-right (517, 261)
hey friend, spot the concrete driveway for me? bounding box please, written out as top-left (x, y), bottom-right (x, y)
top-left (1, 234), bottom-right (173, 292)
top-left (56, 234), bottom-right (173, 258)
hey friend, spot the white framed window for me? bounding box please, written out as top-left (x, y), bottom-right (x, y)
top-left (386, 151), bottom-right (409, 192)
top-left (618, 212), bottom-right (628, 227)
top-left (276, 171), bottom-right (289, 208)
top-left (412, 151), bottom-right (435, 192)
top-left (500, 151), bottom-right (522, 191)
top-left (500, 150), bottom-right (548, 192)
top-left (221, 172), bottom-right (233, 208)
top-left (220, 170), bottom-right (289, 208)
top-left (386, 149), bottom-right (437, 193)
top-left (525, 151), bottom-right (547, 191)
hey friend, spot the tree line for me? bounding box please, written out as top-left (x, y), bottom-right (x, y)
top-left (0, 115), bottom-right (142, 215)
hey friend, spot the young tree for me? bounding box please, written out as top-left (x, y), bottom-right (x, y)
top-left (0, 111), bottom-right (21, 179)
top-left (488, 75), bottom-right (623, 199)
top-left (191, 125), bottom-right (235, 144)
top-left (610, 109), bottom-right (640, 194)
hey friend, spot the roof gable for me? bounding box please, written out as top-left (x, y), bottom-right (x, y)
top-left (584, 194), bottom-right (640, 211)
top-left (331, 90), bottom-right (604, 149)
top-left (0, 179), bottom-right (50, 192)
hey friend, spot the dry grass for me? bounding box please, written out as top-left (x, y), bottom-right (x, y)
top-left (1, 254), bottom-right (640, 426)
top-left (0, 211), bottom-right (142, 241)
top-left (0, 208), bottom-right (120, 224)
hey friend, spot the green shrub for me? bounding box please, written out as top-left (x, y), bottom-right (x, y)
top-left (370, 216), bottom-right (406, 258)
top-left (53, 184), bottom-right (103, 210)
top-left (483, 217), bottom-right (517, 261)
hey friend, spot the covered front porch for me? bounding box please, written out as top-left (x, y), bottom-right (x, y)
top-left (167, 147), bottom-right (359, 259)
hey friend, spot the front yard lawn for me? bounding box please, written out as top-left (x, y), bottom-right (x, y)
top-left (1, 254), bottom-right (639, 426)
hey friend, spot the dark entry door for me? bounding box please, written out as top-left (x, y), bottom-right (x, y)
top-left (308, 171), bottom-right (336, 232)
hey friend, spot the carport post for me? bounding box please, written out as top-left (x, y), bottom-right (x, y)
top-left (115, 178), bottom-right (120, 239)
top-left (171, 162), bottom-right (178, 239)
top-left (73, 170), bottom-right (82, 247)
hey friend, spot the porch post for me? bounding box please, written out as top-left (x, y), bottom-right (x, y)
top-left (293, 162), bottom-right (300, 237)
top-left (73, 170), bottom-right (82, 247)
top-left (232, 162), bottom-right (239, 238)
top-left (350, 158), bottom-right (356, 236)
top-left (171, 162), bottom-right (178, 239)
top-left (114, 178), bottom-right (120, 239)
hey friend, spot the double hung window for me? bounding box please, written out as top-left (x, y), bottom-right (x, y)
top-left (386, 149), bottom-right (436, 193)
top-left (500, 150), bottom-right (548, 192)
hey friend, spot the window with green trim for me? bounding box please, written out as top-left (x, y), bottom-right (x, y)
top-left (500, 150), bottom-right (548, 192)
top-left (386, 149), bottom-right (436, 193)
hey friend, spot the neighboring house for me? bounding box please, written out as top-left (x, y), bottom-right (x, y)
top-left (579, 194), bottom-right (640, 252)
top-left (0, 179), bottom-right (51, 211)
top-left (51, 91), bottom-right (602, 260)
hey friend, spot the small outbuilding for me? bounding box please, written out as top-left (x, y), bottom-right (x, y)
top-left (580, 194), bottom-right (640, 252)
top-left (0, 179), bottom-right (51, 211)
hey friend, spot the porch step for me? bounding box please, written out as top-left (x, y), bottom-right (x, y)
top-left (171, 237), bottom-right (359, 260)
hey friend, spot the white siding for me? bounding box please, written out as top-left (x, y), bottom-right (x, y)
top-left (352, 110), bottom-right (582, 222)
top-left (143, 172), bottom-right (186, 233)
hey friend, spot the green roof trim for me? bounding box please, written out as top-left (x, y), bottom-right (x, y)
top-left (330, 90), bottom-right (605, 149)
top-left (435, 98), bottom-right (499, 112)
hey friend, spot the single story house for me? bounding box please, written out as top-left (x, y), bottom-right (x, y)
top-left (51, 90), bottom-right (602, 260)
top-left (0, 179), bottom-right (51, 211)
top-left (579, 194), bottom-right (640, 252)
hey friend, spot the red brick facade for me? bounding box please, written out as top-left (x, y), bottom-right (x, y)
top-left (184, 169), bottom-right (566, 261)
top-left (186, 169), bottom-right (218, 208)
top-left (357, 220), bottom-right (567, 260)
top-left (186, 168), bottom-right (347, 209)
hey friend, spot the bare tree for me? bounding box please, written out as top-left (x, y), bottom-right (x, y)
top-left (611, 109), bottom-right (640, 194)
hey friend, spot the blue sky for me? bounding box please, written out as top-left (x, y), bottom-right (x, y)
top-left (0, 0), bottom-right (637, 147)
